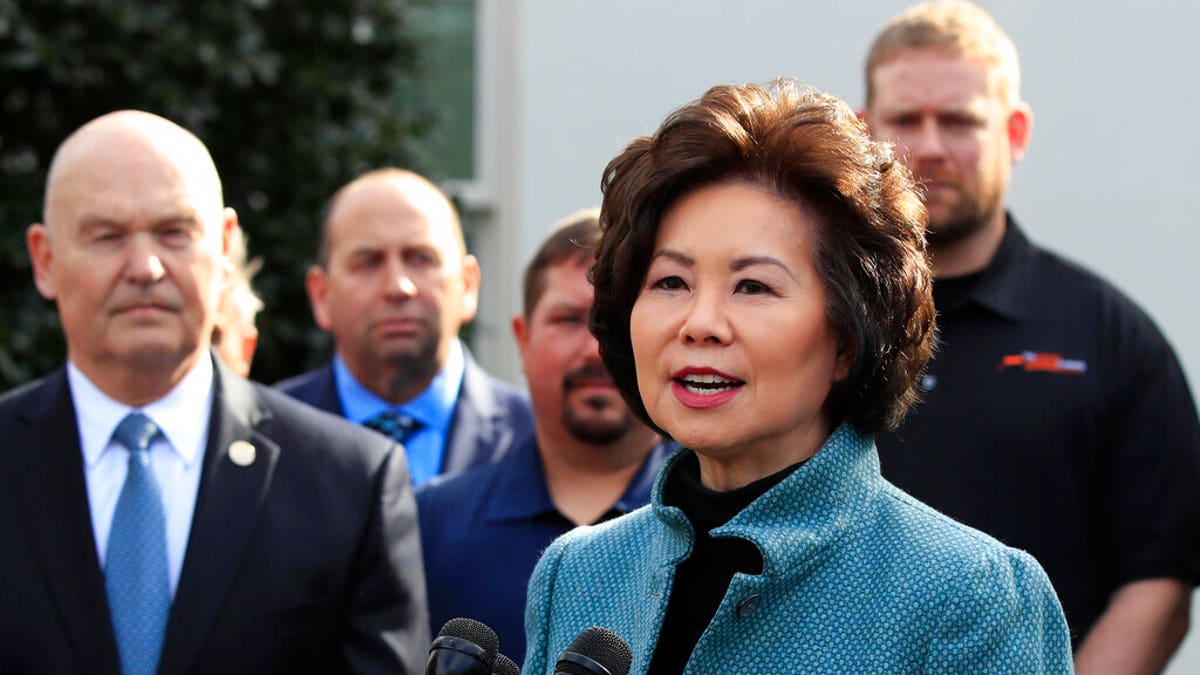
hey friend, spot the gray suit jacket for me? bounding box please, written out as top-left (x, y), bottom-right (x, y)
top-left (0, 356), bottom-right (429, 674)
top-left (275, 348), bottom-right (533, 476)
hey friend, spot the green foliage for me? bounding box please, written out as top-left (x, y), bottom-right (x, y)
top-left (0, 0), bottom-right (437, 389)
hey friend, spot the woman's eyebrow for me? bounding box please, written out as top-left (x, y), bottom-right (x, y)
top-left (649, 249), bottom-right (694, 266)
top-left (731, 255), bottom-right (798, 282)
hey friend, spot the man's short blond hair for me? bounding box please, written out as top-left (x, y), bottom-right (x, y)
top-left (865, 0), bottom-right (1021, 108)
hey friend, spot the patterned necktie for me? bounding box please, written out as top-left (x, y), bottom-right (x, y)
top-left (105, 412), bottom-right (171, 675)
top-left (363, 410), bottom-right (423, 445)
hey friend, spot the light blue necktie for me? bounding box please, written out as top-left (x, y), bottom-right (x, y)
top-left (105, 412), bottom-right (171, 675)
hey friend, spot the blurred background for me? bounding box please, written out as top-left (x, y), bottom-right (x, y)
top-left (3, 1), bottom-right (1197, 669)
top-left (0, 0), bottom-right (470, 386)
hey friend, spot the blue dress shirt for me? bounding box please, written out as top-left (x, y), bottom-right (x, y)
top-left (415, 436), bottom-right (671, 666)
top-left (333, 340), bottom-right (465, 485)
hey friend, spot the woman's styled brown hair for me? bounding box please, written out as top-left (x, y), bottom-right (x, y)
top-left (589, 78), bottom-right (935, 435)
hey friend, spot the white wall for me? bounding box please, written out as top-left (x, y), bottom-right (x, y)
top-left (472, 2), bottom-right (1200, 669)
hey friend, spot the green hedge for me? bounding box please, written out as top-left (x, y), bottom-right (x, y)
top-left (0, 0), bottom-right (438, 389)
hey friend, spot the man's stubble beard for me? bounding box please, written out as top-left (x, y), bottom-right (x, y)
top-left (920, 159), bottom-right (1007, 251)
top-left (925, 205), bottom-right (993, 249)
top-left (562, 395), bottom-right (637, 445)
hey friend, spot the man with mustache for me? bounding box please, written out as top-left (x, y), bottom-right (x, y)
top-left (278, 169), bottom-right (533, 485)
top-left (863, 1), bottom-right (1200, 670)
top-left (0, 111), bottom-right (428, 673)
top-left (414, 209), bottom-right (670, 664)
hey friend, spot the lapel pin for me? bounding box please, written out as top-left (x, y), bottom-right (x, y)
top-left (229, 440), bottom-right (257, 467)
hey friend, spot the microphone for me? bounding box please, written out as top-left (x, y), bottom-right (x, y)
top-left (554, 626), bottom-right (632, 675)
top-left (426, 617), bottom-right (499, 675)
top-left (493, 653), bottom-right (520, 675)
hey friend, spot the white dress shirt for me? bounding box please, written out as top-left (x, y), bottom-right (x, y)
top-left (68, 357), bottom-right (214, 597)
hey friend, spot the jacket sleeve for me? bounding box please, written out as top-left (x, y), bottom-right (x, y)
top-left (341, 444), bottom-right (431, 675)
top-left (923, 549), bottom-right (1073, 674)
top-left (523, 534), bottom-right (570, 675)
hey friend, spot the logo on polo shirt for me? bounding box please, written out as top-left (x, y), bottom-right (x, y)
top-left (998, 351), bottom-right (1087, 375)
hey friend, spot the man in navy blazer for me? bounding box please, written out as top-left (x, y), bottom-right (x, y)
top-left (0, 111), bottom-right (428, 674)
top-left (277, 169), bottom-right (532, 484)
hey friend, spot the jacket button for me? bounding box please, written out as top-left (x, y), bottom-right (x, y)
top-left (735, 594), bottom-right (761, 617)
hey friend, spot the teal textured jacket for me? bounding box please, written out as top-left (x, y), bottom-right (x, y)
top-left (524, 424), bottom-right (1073, 674)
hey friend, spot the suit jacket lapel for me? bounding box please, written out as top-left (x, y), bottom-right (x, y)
top-left (159, 358), bottom-right (279, 675)
top-left (304, 362), bottom-right (344, 416)
top-left (10, 369), bottom-right (120, 674)
top-left (316, 363), bottom-right (344, 416)
top-left (441, 352), bottom-right (504, 475)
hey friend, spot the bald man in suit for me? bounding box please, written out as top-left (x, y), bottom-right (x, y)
top-left (277, 169), bottom-right (533, 485)
top-left (0, 111), bottom-right (428, 674)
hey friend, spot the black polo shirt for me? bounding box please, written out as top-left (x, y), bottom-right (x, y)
top-left (877, 214), bottom-right (1200, 647)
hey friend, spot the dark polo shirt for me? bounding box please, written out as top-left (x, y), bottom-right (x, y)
top-left (415, 436), bottom-right (671, 665)
top-left (878, 215), bottom-right (1200, 646)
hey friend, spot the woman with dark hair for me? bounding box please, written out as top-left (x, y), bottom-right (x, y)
top-left (522, 79), bottom-right (1071, 673)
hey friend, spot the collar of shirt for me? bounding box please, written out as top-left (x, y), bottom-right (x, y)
top-left (332, 338), bottom-right (465, 434)
top-left (956, 212), bottom-right (1035, 323)
top-left (485, 436), bottom-right (674, 522)
top-left (69, 354), bottom-right (214, 468)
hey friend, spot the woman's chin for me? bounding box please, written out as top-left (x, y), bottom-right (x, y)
top-left (657, 425), bottom-right (720, 451)
top-left (671, 433), bottom-right (737, 459)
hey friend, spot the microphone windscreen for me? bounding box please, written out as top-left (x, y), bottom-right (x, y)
top-left (427, 617), bottom-right (500, 675)
top-left (555, 626), bottom-right (632, 675)
top-left (493, 653), bottom-right (520, 675)
top-left (437, 617), bottom-right (500, 661)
